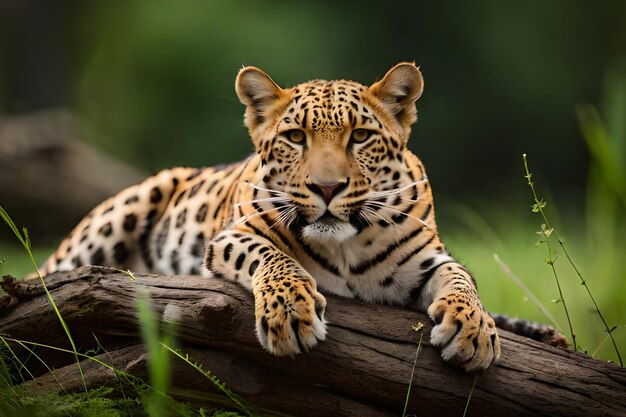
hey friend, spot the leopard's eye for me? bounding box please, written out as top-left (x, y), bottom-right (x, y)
top-left (284, 129), bottom-right (306, 144)
top-left (350, 129), bottom-right (373, 143)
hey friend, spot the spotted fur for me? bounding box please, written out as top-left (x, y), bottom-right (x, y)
top-left (41, 63), bottom-right (500, 372)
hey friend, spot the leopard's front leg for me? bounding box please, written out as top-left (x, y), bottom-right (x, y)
top-left (205, 230), bottom-right (326, 356)
top-left (418, 260), bottom-right (501, 372)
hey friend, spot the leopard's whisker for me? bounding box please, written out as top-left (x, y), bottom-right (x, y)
top-left (365, 201), bottom-right (430, 229)
top-left (280, 204), bottom-right (298, 226)
top-left (360, 209), bottom-right (379, 226)
top-left (358, 211), bottom-right (373, 226)
top-left (267, 206), bottom-right (298, 232)
top-left (360, 206), bottom-right (390, 225)
top-left (285, 209), bottom-right (299, 229)
top-left (232, 205), bottom-right (285, 227)
top-left (369, 177), bottom-right (429, 198)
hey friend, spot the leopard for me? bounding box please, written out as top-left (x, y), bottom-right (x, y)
top-left (40, 62), bottom-right (502, 372)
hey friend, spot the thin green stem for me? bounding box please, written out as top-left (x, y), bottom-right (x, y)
top-left (402, 323), bottom-right (424, 417)
top-left (523, 155), bottom-right (623, 365)
top-left (522, 155), bottom-right (577, 351)
top-left (462, 374), bottom-right (478, 417)
top-left (556, 238), bottom-right (622, 365)
top-left (545, 238), bottom-right (577, 350)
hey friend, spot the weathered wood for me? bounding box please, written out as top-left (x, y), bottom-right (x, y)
top-left (27, 344), bottom-right (385, 417)
top-left (1, 266), bottom-right (625, 417)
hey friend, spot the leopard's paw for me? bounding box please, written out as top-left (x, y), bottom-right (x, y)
top-left (254, 279), bottom-right (326, 356)
top-left (428, 295), bottom-right (501, 372)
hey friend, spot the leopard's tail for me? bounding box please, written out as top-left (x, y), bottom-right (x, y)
top-left (492, 314), bottom-right (569, 348)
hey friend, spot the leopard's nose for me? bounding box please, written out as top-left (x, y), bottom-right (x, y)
top-left (306, 179), bottom-right (349, 205)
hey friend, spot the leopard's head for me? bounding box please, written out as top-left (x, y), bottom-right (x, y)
top-left (236, 63), bottom-right (425, 243)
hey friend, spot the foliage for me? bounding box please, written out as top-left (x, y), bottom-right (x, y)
top-left (20, 0), bottom-right (616, 202)
top-left (0, 385), bottom-right (143, 417)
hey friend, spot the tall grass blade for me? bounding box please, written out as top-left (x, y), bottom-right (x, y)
top-left (137, 292), bottom-right (170, 417)
top-left (0, 205), bottom-right (88, 388)
top-left (592, 325), bottom-right (625, 359)
top-left (0, 342), bottom-right (12, 384)
top-left (494, 254), bottom-right (560, 328)
top-left (0, 336), bottom-right (30, 384)
top-left (577, 106), bottom-right (626, 208)
top-left (161, 343), bottom-right (253, 416)
top-left (602, 62), bottom-right (626, 157)
top-left (11, 339), bottom-right (66, 392)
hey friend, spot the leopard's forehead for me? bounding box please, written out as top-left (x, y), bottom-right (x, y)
top-left (294, 79), bottom-right (367, 95)
top-left (285, 79), bottom-right (379, 132)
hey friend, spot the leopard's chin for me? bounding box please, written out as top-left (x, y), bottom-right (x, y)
top-left (300, 213), bottom-right (357, 244)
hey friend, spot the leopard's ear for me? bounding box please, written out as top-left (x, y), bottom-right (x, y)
top-left (236, 66), bottom-right (284, 129)
top-left (369, 62), bottom-right (424, 128)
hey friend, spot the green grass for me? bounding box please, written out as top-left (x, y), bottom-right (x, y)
top-left (443, 207), bottom-right (625, 364)
top-left (0, 385), bottom-right (144, 417)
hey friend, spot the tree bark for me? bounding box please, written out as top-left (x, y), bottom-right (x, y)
top-left (0, 266), bottom-right (624, 417)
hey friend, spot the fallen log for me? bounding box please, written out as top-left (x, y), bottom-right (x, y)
top-left (0, 266), bottom-right (624, 416)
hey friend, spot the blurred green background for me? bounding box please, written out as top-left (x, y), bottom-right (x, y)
top-left (0, 0), bottom-right (625, 363)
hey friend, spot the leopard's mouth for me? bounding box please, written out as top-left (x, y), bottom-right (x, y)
top-left (316, 210), bottom-right (341, 223)
top-left (299, 210), bottom-right (357, 244)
